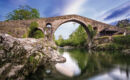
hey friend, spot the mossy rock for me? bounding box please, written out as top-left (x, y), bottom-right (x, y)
top-left (51, 46), bottom-right (57, 50)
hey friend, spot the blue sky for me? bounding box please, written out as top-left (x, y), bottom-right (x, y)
top-left (0, 0), bottom-right (130, 39)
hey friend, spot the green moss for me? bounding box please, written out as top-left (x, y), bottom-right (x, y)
top-left (51, 46), bottom-right (57, 50)
top-left (0, 46), bottom-right (3, 50)
top-left (98, 36), bottom-right (110, 39)
top-left (8, 32), bottom-right (12, 35)
top-left (112, 34), bottom-right (124, 37)
top-left (29, 56), bottom-right (34, 63)
top-left (28, 55), bottom-right (39, 69)
top-left (22, 33), bottom-right (28, 38)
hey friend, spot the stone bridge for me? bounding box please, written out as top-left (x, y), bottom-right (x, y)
top-left (0, 15), bottom-right (129, 48)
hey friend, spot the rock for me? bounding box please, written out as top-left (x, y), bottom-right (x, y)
top-left (0, 33), bottom-right (65, 80)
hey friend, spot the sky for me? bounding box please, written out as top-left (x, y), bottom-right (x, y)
top-left (0, 0), bottom-right (130, 39)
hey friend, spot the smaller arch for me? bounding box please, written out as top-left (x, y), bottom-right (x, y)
top-left (93, 27), bottom-right (97, 31)
top-left (28, 27), bottom-right (44, 38)
top-left (46, 23), bottom-right (52, 28)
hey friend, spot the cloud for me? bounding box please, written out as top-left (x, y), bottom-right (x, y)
top-left (62, 0), bottom-right (87, 15)
top-left (99, 1), bottom-right (130, 23)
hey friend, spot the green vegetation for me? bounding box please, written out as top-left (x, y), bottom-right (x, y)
top-left (29, 56), bottom-right (35, 63)
top-left (88, 24), bottom-right (96, 39)
top-left (22, 33), bottom-right (28, 38)
top-left (126, 27), bottom-right (130, 30)
top-left (23, 22), bottom-right (44, 39)
top-left (28, 22), bottom-right (44, 39)
top-left (107, 35), bottom-right (130, 49)
top-left (0, 46), bottom-right (3, 50)
top-left (6, 5), bottom-right (40, 20)
top-left (8, 32), bottom-right (12, 35)
top-left (97, 35), bottom-right (130, 50)
top-left (55, 25), bottom-right (96, 47)
top-left (113, 35), bottom-right (130, 45)
top-left (95, 19), bottom-right (130, 50)
top-left (31, 30), bottom-right (44, 39)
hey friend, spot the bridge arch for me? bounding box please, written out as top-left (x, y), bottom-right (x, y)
top-left (52, 19), bottom-right (93, 48)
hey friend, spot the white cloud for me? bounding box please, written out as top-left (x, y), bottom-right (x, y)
top-left (104, 16), bottom-right (130, 24)
top-left (96, 1), bottom-right (130, 24)
top-left (62, 0), bottom-right (87, 15)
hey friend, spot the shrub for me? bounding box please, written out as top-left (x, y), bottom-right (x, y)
top-left (27, 22), bottom-right (44, 39)
top-left (96, 35), bottom-right (130, 50)
top-left (32, 30), bottom-right (44, 39)
top-left (113, 35), bottom-right (130, 45)
top-left (105, 43), bottom-right (124, 50)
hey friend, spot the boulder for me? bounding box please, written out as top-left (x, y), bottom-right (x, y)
top-left (0, 33), bottom-right (65, 80)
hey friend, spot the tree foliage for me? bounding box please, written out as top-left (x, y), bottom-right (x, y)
top-left (55, 24), bottom-right (97, 47)
top-left (116, 19), bottom-right (130, 28)
top-left (55, 25), bottom-right (96, 47)
top-left (113, 35), bottom-right (130, 45)
top-left (55, 35), bottom-right (65, 47)
top-left (68, 25), bottom-right (87, 46)
top-left (88, 24), bottom-right (96, 39)
top-left (6, 5), bottom-right (40, 20)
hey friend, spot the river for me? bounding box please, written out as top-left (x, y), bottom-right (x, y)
top-left (27, 48), bottom-right (130, 80)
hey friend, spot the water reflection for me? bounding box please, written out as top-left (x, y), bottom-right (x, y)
top-left (55, 52), bottom-right (81, 77)
top-left (89, 67), bottom-right (130, 80)
top-left (54, 49), bottom-right (130, 80)
top-left (26, 49), bottom-right (130, 80)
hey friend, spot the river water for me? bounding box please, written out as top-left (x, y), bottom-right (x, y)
top-left (27, 48), bottom-right (130, 80)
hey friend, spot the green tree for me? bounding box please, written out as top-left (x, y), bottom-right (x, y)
top-left (88, 24), bottom-right (96, 39)
top-left (55, 24), bottom-right (96, 47)
top-left (55, 35), bottom-right (65, 46)
top-left (6, 5), bottom-right (40, 20)
top-left (116, 19), bottom-right (130, 28)
top-left (68, 25), bottom-right (87, 46)
top-left (55, 25), bottom-right (88, 47)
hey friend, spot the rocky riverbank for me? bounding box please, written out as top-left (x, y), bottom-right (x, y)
top-left (0, 34), bottom-right (65, 80)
